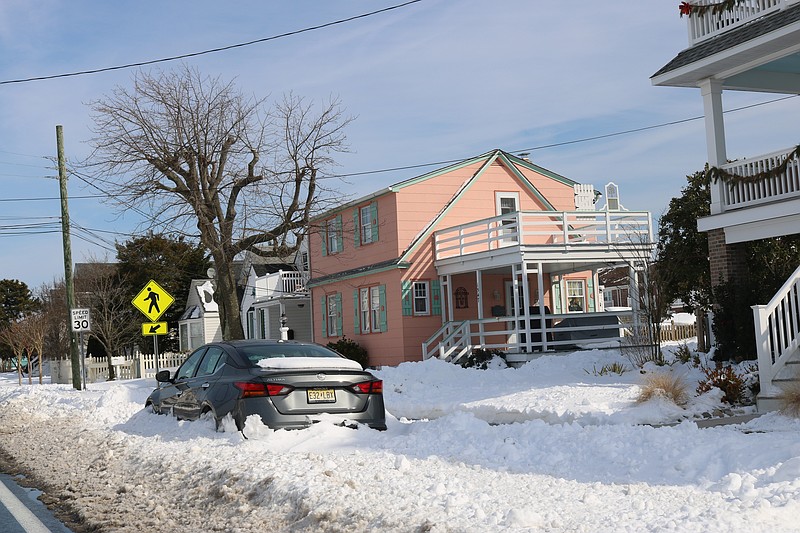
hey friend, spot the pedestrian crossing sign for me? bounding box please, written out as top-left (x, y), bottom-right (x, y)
top-left (132, 280), bottom-right (175, 322)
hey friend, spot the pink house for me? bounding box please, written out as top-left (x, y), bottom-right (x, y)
top-left (308, 149), bottom-right (653, 367)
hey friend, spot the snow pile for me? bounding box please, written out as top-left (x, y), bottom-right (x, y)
top-left (0, 343), bottom-right (799, 532)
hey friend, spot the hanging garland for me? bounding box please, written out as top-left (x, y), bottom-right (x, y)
top-left (705, 145), bottom-right (800, 185)
top-left (679, 0), bottom-right (746, 17)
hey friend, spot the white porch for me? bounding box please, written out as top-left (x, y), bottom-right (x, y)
top-left (424, 210), bottom-right (654, 364)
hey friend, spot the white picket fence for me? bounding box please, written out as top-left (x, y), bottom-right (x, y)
top-left (51, 352), bottom-right (189, 384)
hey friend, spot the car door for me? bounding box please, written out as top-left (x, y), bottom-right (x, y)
top-left (163, 347), bottom-right (207, 419)
top-left (175, 346), bottom-right (227, 420)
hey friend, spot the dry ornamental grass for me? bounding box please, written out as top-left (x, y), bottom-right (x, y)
top-left (637, 372), bottom-right (689, 407)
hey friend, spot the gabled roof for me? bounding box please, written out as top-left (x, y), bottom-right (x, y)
top-left (310, 149), bottom-right (576, 222)
top-left (397, 149), bottom-right (572, 262)
top-left (652, 4), bottom-right (800, 80)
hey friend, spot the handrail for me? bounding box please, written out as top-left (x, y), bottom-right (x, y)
top-left (752, 264), bottom-right (800, 396)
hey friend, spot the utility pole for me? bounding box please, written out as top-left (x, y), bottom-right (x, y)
top-left (57, 125), bottom-right (81, 390)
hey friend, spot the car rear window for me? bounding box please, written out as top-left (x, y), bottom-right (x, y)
top-left (238, 343), bottom-right (342, 367)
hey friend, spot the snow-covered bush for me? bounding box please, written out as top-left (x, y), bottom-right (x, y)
top-left (637, 372), bottom-right (689, 406)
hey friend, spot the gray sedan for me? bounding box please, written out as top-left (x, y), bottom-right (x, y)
top-left (146, 339), bottom-right (386, 431)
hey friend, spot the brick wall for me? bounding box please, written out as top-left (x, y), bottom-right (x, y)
top-left (707, 228), bottom-right (747, 285)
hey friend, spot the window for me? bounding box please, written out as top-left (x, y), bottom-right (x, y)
top-left (258, 309), bottom-right (267, 339)
top-left (566, 280), bottom-right (586, 313)
top-left (360, 288), bottom-right (371, 333)
top-left (359, 286), bottom-right (382, 333)
top-left (413, 281), bottom-right (430, 316)
top-left (402, 280), bottom-right (440, 317)
top-left (322, 293), bottom-right (342, 337)
top-left (246, 309), bottom-right (255, 339)
top-left (495, 192), bottom-right (519, 243)
top-left (176, 347), bottom-right (206, 380)
top-left (323, 215), bottom-right (343, 255)
top-left (354, 202), bottom-right (378, 246)
top-left (197, 346), bottom-right (225, 376)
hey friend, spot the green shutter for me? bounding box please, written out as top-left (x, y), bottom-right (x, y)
top-left (431, 279), bottom-right (441, 315)
top-left (353, 289), bottom-right (360, 335)
top-left (335, 214), bottom-right (343, 252)
top-left (321, 296), bottom-right (327, 337)
top-left (552, 278), bottom-right (562, 314)
top-left (353, 209), bottom-right (361, 247)
top-left (370, 201), bottom-right (379, 242)
top-left (321, 226), bottom-right (328, 256)
top-left (401, 281), bottom-right (412, 316)
top-left (587, 277), bottom-right (595, 312)
top-left (379, 285), bottom-right (387, 332)
top-left (335, 293), bottom-right (343, 336)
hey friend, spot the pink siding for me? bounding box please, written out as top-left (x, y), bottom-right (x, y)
top-left (309, 153), bottom-right (586, 365)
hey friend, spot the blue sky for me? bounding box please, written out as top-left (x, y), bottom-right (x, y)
top-left (1, 0), bottom-right (798, 289)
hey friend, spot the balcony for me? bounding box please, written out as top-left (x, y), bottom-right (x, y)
top-left (719, 146), bottom-right (800, 211)
top-left (255, 270), bottom-right (309, 301)
top-left (433, 210), bottom-right (653, 269)
top-left (686, 0), bottom-right (798, 45)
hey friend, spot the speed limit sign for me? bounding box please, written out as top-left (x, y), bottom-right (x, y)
top-left (71, 308), bottom-right (91, 332)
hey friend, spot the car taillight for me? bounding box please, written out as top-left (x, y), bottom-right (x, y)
top-left (234, 382), bottom-right (293, 398)
top-left (350, 380), bottom-right (383, 394)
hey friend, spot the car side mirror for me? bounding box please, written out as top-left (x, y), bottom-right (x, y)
top-left (155, 370), bottom-right (172, 383)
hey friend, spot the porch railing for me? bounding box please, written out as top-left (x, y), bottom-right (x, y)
top-left (686, 0), bottom-right (794, 45)
top-left (259, 270), bottom-right (309, 298)
top-left (434, 210), bottom-right (652, 261)
top-left (720, 147), bottom-right (800, 211)
top-left (752, 263), bottom-right (800, 396)
top-left (422, 310), bottom-right (634, 363)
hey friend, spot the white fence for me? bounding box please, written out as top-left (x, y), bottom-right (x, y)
top-left (51, 352), bottom-right (188, 384)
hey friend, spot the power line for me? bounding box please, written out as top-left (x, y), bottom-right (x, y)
top-left (0, 1), bottom-right (423, 86)
top-left (1, 93), bottom-right (796, 203)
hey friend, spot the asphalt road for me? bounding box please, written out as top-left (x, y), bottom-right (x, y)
top-left (0, 474), bottom-right (73, 533)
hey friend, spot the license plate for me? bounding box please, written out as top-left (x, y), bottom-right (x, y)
top-left (307, 388), bottom-right (336, 403)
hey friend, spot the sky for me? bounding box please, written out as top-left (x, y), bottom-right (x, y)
top-left (1, 341), bottom-right (799, 531)
top-left (2, 0), bottom-right (799, 290)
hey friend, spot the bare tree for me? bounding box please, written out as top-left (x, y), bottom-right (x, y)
top-left (19, 313), bottom-right (46, 385)
top-left (86, 65), bottom-right (352, 339)
top-left (75, 261), bottom-right (139, 380)
top-left (0, 321), bottom-right (26, 385)
top-left (37, 281), bottom-right (71, 366)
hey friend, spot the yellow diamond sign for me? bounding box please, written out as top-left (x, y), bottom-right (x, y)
top-left (132, 280), bottom-right (174, 322)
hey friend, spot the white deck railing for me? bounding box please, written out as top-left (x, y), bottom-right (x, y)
top-left (753, 264), bottom-right (800, 396)
top-left (259, 270), bottom-right (309, 298)
top-left (434, 210), bottom-right (652, 261)
top-left (422, 310), bottom-right (635, 363)
top-left (720, 147), bottom-right (800, 210)
top-left (687, 0), bottom-right (794, 45)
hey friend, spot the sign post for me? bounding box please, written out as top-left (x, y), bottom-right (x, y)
top-left (70, 308), bottom-right (91, 390)
top-left (132, 280), bottom-right (174, 375)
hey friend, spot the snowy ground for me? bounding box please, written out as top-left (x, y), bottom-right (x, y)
top-left (0, 342), bottom-right (799, 532)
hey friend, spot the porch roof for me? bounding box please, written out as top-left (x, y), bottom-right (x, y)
top-left (307, 257), bottom-right (410, 288)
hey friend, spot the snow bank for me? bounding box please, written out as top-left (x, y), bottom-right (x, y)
top-left (0, 345), bottom-right (798, 532)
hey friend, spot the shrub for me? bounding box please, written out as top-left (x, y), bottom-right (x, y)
top-left (778, 381), bottom-right (800, 418)
top-left (621, 337), bottom-right (667, 369)
top-left (696, 365), bottom-right (745, 404)
top-left (637, 372), bottom-right (689, 406)
top-left (674, 343), bottom-right (692, 365)
top-left (585, 362), bottom-right (628, 376)
top-left (326, 336), bottom-right (369, 368)
top-left (461, 348), bottom-right (506, 370)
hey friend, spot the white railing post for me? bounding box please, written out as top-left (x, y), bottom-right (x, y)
top-left (752, 304), bottom-right (779, 396)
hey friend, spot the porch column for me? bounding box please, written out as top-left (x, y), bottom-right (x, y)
top-left (629, 264), bottom-right (641, 339)
top-left (444, 274), bottom-right (453, 323)
top-left (511, 264), bottom-right (521, 353)
top-left (536, 262), bottom-right (548, 351)
top-left (700, 78), bottom-right (727, 215)
top-left (476, 270), bottom-right (486, 346)
top-left (520, 262), bottom-right (532, 353)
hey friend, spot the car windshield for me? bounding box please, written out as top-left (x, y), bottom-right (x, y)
top-left (238, 343), bottom-right (341, 367)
